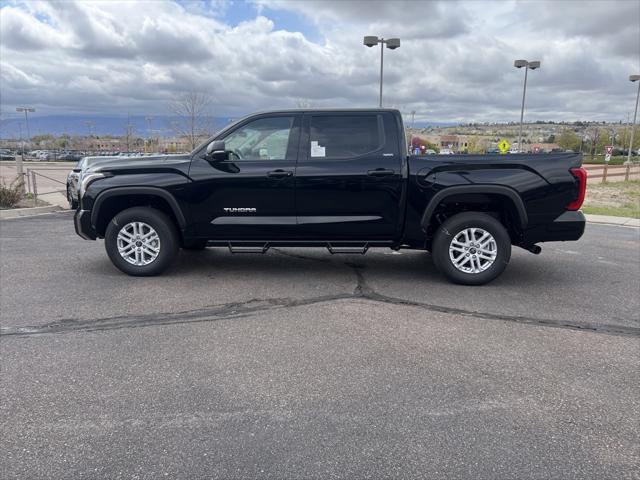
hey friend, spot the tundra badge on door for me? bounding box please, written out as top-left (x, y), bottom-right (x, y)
top-left (223, 207), bottom-right (257, 213)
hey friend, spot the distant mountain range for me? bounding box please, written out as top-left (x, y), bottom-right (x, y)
top-left (0, 115), bottom-right (236, 139)
top-left (0, 114), bottom-right (456, 139)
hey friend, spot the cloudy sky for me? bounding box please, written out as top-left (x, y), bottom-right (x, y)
top-left (1, 0), bottom-right (639, 124)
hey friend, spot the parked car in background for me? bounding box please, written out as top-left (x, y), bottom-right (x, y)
top-left (37, 151), bottom-right (56, 161)
top-left (58, 151), bottom-right (84, 161)
top-left (66, 156), bottom-right (115, 209)
top-left (0, 148), bottom-right (15, 160)
top-left (439, 148), bottom-right (453, 155)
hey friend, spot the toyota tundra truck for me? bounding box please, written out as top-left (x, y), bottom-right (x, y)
top-left (73, 109), bottom-right (586, 285)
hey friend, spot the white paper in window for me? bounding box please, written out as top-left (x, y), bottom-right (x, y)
top-left (310, 141), bottom-right (326, 157)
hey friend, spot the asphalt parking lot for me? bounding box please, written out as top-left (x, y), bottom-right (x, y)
top-left (1, 211), bottom-right (639, 479)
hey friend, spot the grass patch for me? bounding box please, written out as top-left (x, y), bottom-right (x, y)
top-left (582, 205), bottom-right (640, 218)
top-left (583, 181), bottom-right (640, 218)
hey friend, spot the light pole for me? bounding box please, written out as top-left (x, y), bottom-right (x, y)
top-left (364, 36), bottom-right (401, 108)
top-left (15, 106), bottom-right (35, 192)
top-left (514, 59), bottom-right (540, 153)
top-left (627, 75), bottom-right (640, 165)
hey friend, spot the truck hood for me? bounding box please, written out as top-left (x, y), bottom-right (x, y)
top-left (85, 154), bottom-right (191, 173)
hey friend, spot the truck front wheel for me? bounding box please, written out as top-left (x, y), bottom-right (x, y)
top-left (104, 207), bottom-right (178, 276)
top-left (431, 212), bottom-right (511, 285)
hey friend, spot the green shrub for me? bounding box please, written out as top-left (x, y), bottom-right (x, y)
top-left (0, 176), bottom-right (24, 208)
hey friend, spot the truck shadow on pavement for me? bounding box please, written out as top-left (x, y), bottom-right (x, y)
top-left (11, 246), bottom-right (635, 339)
top-left (6, 250), bottom-right (637, 338)
top-left (167, 246), bottom-right (561, 287)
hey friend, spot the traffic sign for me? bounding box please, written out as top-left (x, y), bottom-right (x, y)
top-left (605, 145), bottom-right (613, 155)
top-left (605, 154), bottom-right (611, 163)
top-left (498, 139), bottom-right (510, 154)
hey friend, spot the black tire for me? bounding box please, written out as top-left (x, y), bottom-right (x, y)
top-left (182, 240), bottom-right (208, 250)
top-left (431, 212), bottom-right (511, 285)
top-left (104, 207), bottom-right (178, 276)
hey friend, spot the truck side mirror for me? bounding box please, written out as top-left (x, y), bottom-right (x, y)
top-left (205, 140), bottom-right (227, 161)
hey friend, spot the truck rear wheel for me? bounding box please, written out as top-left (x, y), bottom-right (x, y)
top-left (104, 207), bottom-right (178, 276)
top-left (431, 212), bottom-right (511, 285)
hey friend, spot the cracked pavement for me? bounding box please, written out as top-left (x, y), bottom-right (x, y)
top-left (1, 212), bottom-right (639, 479)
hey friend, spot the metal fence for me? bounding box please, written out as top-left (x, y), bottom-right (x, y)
top-left (24, 168), bottom-right (69, 207)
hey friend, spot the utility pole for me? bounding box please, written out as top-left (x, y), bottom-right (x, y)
top-left (627, 75), bottom-right (640, 164)
top-left (15, 106), bottom-right (35, 193)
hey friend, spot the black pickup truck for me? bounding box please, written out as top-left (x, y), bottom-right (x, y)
top-left (74, 109), bottom-right (586, 285)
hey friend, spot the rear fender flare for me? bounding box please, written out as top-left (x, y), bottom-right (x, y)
top-left (421, 185), bottom-right (528, 231)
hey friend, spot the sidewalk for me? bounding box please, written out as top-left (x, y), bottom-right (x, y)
top-left (0, 205), bottom-right (63, 220)
top-left (585, 214), bottom-right (640, 227)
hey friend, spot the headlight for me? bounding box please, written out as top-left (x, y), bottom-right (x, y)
top-left (79, 173), bottom-right (106, 198)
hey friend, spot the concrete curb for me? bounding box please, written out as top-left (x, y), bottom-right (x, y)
top-left (585, 214), bottom-right (640, 227)
top-left (0, 205), bottom-right (64, 220)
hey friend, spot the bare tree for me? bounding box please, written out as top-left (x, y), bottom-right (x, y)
top-left (123, 113), bottom-right (135, 152)
top-left (170, 91), bottom-right (214, 150)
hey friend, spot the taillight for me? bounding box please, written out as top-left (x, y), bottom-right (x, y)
top-left (567, 167), bottom-right (587, 210)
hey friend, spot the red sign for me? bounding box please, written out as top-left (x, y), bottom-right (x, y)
top-left (605, 145), bottom-right (613, 155)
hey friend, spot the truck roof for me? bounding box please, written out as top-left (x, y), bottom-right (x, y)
top-left (244, 108), bottom-right (402, 115)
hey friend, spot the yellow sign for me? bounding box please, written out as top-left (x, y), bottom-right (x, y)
top-left (498, 139), bottom-right (510, 154)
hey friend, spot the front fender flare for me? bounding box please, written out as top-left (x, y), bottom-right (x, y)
top-left (90, 186), bottom-right (187, 229)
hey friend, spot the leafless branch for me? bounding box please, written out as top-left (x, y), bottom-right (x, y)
top-left (169, 91), bottom-right (214, 150)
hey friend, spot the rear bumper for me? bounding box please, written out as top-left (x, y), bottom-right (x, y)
top-left (74, 209), bottom-right (97, 240)
top-left (523, 210), bottom-right (586, 244)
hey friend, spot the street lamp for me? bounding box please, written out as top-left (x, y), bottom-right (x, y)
top-left (514, 59), bottom-right (540, 153)
top-left (364, 36), bottom-right (401, 108)
top-left (627, 75), bottom-right (640, 165)
top-left (15, 106), bottom-right (35, 192)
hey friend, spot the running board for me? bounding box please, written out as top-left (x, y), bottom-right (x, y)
top-left (326, 243), bottom-right (369, 255)
top-left (227, 242), bottom-right (270, 254)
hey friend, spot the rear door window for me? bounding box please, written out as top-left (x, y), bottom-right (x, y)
top-left (309, 115), bottom-right (384, 159)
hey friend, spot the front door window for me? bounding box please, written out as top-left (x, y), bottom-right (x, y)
top-left (223, 117), bottom-right (294, 161)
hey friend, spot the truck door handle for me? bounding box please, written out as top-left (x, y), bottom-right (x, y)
top-left (267, 169), bottom-right (293, 178)
top-left (367, 168), bottom-right (395, 177)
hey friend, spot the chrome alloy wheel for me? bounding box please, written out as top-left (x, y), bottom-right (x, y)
top-left (116, 222), bottom-right (161, 266)
top-left (448, 227), bottom-right (497, 274)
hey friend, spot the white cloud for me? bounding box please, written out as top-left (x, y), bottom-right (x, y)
top-left (0, 0), bottom-right (638, 122)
